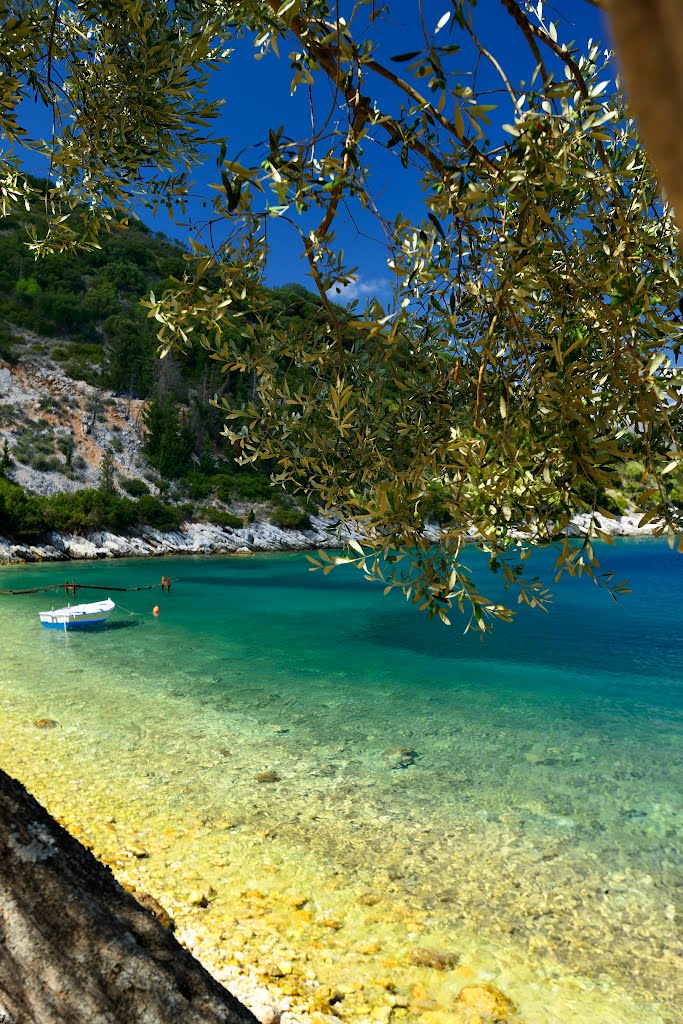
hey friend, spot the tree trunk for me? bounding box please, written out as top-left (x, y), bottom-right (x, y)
top-left (608, 0), bottom-right (683, 220)
top-left (0, 770), bottom-right (259, 1024)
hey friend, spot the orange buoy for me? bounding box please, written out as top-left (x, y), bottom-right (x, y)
top-left (153, 605), bottom-right (160, 616)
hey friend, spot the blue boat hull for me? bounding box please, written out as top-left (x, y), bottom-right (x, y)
top-left (41, 616), bottom-right (110, 630)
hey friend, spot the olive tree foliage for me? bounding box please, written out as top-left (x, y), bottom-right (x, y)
top-left (1, 0), bottom-right (683, 628)
top-left (0, 0), bottom-right (231, 242)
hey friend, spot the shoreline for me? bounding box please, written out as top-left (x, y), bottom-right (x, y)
top-left (0, 516), bottom-right (352, 566)
top-left (0, 509), bottom-right (663, 567)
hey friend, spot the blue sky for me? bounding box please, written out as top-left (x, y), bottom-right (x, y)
top-left (17, 0), bottom-right (610, 300)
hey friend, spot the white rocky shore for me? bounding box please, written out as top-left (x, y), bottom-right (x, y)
top-left (0, 514), bottom-right (370, 564)
top-left (567, 510), bottom-right (661, 538)
top-left (0, 510), bottom-right (661, 565)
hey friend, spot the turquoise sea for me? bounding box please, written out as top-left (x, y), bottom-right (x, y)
top-left (0, 540), bottom-right (681, 1024)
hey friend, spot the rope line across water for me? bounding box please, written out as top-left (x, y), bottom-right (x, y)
top-left (0, 577), bottom-right (178, 596)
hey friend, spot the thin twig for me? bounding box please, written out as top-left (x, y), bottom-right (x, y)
top-left (498, 0), bottom-right (549, 82)
top-left (45, 0), bottom-right (60, 220)
top-left (46, 0), bottom-right (59, 90)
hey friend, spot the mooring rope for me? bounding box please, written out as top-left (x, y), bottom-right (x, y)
top-left (114, 600), bottom-right (139, 618)
top-left (0, 576), bottom-right (177, 597)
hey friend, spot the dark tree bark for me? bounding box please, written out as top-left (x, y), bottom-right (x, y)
top-left (0, 770), bottom-right (259, 1024)
top-left (608, 0), bottom-right (683, 222)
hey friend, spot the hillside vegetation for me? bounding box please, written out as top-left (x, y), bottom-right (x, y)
top-left (0, 183), bottom-right (326, 538)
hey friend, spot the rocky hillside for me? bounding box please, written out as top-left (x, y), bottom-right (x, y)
top-left (0, 343), bottom-right (360, 563)
top-left (0, 343), bottom-right (147, 498)
top-left (0, 183), bottom-right (332, 548)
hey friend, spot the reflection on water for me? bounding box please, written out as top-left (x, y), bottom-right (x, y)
top-left (0, 545), bottom-right (681, 1024)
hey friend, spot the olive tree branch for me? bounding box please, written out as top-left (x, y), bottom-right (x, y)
top-left (497, 0), bottom-right (549, 82)
top-left (264, 0), bottom-right (499, 178)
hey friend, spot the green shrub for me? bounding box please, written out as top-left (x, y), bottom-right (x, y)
top-left (120, 476), bottom-right (149, 497)
top-left (0, 479), bottom-right (45, 538)
top-left (0, 480), bottom-right (195, 540)
top-left (32, 455), bottom-right (63, 472)
top-left (621, 460), bottom-right (646, 481)
top-left (1, 438), bottom-right (11, 475)
top-left (183, 471), bottom-right (213, 500)
top-left (270, 505), bottom-right (311, 530)
top-left (214, 470), bottom-right (273, 503)
top-left (602, 490), bottom-right (628, 515)
top-left (0, 404), bottom-right (17, 426)
top-left (213, 475), bottom-right (232, 502)
top-left (597, 490), bottom-right (626, 516)
top-left (134, 494), bottom-right (182, 530)
top-left (42, 490), bottom-right (136, 534)
top-left (0, 330), bottom-right (18, 363)
top-left (33, 438), bottom-right (56, 456)
top-left (15, 276), bottom-right (40, 302)
top-left (420, 481), bottom-right (452, 524)
top-left (37, 396), bottom-right (62, 413)
top-left (198, 506), bottom-right (243, 529)
top-left (574, 481), bottom-right (624, 516)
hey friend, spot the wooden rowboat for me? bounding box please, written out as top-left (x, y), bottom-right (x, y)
top-left (39, 598), bottom-right (115, 630)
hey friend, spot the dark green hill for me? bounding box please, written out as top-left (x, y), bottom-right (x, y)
top-left (0, 184), bottom-right (325, 396)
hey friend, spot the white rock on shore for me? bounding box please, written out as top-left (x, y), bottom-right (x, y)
top-left (0, 515), bottom-right (359, 564)
top-left (567, 511), bottom-right (661, 537)
top-left (0, 510), bottom-right (663, 566)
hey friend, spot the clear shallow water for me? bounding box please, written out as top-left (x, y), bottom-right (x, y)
top-left (0, 541), bottom-right (681, 1024)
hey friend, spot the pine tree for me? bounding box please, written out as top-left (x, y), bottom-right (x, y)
top-left (141, 395), bottom-right (193, 479)
top-left (99, 449), bottom-right (116, 495)
top-left (0, 438), bottom-right (12, 477)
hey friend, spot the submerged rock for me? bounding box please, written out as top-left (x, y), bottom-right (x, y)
top-left (188, 890), bottom-right (210, 908)
top-left (454, 984), bottom-right (517, 1021)
top-left (255, 770), bottom-right (281, 784)
top-left (283, 893), bottom-right (308, 908)
top-left (311, 985), bottom-right (343, 1014)
top-left (386, 748), bottom-right (420, 770)
top-left (422, 1012), bottom-right (476, 1024)
top-left (127, 844), bottom-right (150, 859)
top-left (310, 1013), bottom-right (344, 1024)
top-left (357, 891), bottom-right (382, 907)
top-left (409, 947), bottom-right (459, 971)
top-left (451, 1010), bottom-right (484, 1024)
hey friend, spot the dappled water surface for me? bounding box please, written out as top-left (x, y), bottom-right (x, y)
top-left (0, 542), bottom-right (681, 1024)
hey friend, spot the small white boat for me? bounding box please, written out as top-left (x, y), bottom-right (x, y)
top-left (39, 598), bottom-right (115, 630)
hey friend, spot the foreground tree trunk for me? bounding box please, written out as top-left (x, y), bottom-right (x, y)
top-left (0, 770), bottom-right (258, 1024)
top-left (608, 0), bottom-right (683, 220)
